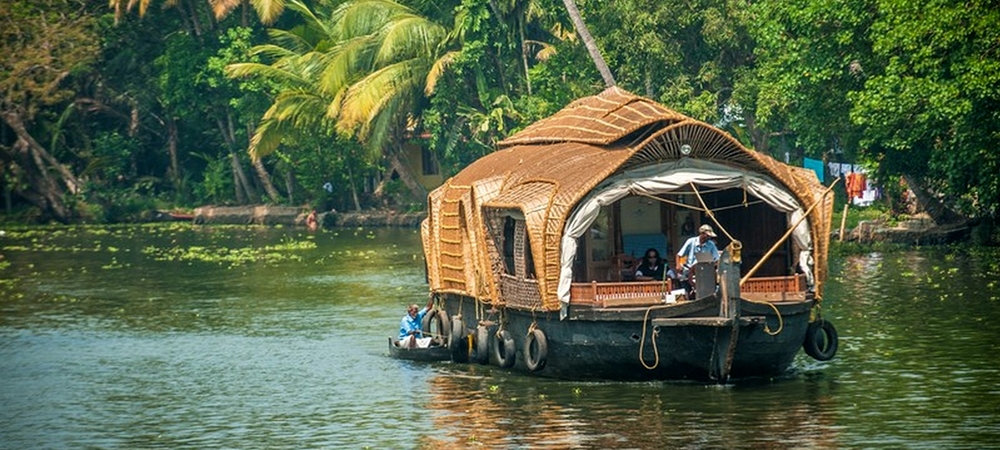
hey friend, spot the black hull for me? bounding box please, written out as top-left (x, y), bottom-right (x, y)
top-left (387, 337), bottom-right (451, 362)
top-left (439, 295), bottom-right (812, 382)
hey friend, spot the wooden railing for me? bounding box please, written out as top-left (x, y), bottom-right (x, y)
top-left (569, 280), bottom-right (675, 307)
top-left (570, 274), bottom-right (807, 306)
top-left (740, 274), bottom-right (807, 302)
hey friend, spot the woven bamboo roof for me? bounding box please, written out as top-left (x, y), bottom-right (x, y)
top-left (423, 87), bottom-right (832, 312)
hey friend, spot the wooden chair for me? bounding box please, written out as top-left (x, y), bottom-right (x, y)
top-left (612, 254), bottom-right (637, 281)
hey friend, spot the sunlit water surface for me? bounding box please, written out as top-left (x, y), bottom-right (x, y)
top-left (1, 224), bottom-right (998, 449)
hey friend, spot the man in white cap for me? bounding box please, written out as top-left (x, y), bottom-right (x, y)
top-left (676, 224), bottom-right (721, 292)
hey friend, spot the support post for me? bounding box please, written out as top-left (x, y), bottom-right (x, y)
top-left (839, 203), bottom-right (849, 242)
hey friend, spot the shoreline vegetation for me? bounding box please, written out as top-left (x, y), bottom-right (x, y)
top-left (1, 201), bottom-right (991, 247)
top-left (142, 204), bottom-right (986, 246)
top-left (4, 1), bottom-right (997, 235)
top-left (1, 203), bottom-right (990, 247)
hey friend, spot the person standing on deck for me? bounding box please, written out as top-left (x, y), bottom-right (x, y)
top-left (676, 224), bottom-right (721, 292)
top-left (399, 295), bottom-right (435, 348)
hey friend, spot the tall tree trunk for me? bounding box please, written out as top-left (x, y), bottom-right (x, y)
top-left (347, 164), bottom-right (362, 211)
top-left (246, 123), bottom-right (281, 203)
top-left (252, 158), bottom-right (281, 203)
top-left (216, 116), bottom-right (257, 203)
top-left (128, 99), bottom-right (139, 137)
top-left (562, 0), bottom-right (616, 88)
top-left (519, 18), bottom-right (532, 96)
top-left (2, 110), bottom-right (78, 222)
top-left (181, 0), bottom-right (203, 38)
top-left (229, 151), bottom-right (253, 204)
top-left (2, 111), bottom-right (80, 194)
top-left (3, 133), bottom-right (73, 222)
top-left (743, 113), bottom-right (770, 154)
top-left (283, 166), bottom-right (295, 204)
top-left (166, 117), bottom-right (181, 191)
top-left (386, 147), bottom-right (427, 201)
top-left (902, 174), bottom-right (964, 225)
top-left (2, 162), bottom-right (11, 214)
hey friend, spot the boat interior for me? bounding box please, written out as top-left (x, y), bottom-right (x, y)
top-left (567, 187), bottom-right (810, 307)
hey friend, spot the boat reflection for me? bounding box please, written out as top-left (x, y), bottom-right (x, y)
top-left (418, 367), bottom-right (842, 449)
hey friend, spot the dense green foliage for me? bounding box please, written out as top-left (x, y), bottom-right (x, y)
top-left (1, 0), bottom-right (997, 226)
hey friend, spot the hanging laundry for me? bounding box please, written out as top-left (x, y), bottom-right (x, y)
top-left (828, 162), bottom-right (841, 178)
top-left (803, 157), bottom-right (825, 182)
top-left (846, 169), bottom-right (866, 201)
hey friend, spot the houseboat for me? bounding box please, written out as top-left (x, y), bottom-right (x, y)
top-left (419, 87), bottom-right (838, 382)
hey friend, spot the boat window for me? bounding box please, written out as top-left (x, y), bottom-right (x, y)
top-left (524, 231), bottom-right (535, 279)
top-left (503, 217), bottom-right (516, 275)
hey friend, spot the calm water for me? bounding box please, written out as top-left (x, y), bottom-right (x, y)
top-left (1, 224), bottom-right (998, 449)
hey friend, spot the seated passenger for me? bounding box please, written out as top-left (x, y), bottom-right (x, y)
top-left (634, 248), bottom-right (676, 282)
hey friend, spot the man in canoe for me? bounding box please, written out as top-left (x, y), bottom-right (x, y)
top-left (399, 295), bottom-right (435, 348)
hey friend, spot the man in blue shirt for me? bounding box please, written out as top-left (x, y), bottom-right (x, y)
top-left (399, 296), bottom-right (435, 348)
top-left (676, 224), bottom-right (721, 293)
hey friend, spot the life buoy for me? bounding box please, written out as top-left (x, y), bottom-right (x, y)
top-left (491, 330), bottom-right (516, 368)
top-left (524, 328), bottom-right (548, 372)
top-left (474, 325), bottom-right (490, 364)
top-left (449, 315), bottom-right (469, 363)
top-left (421, 309), bottom-right (450, 346)
top-left (803, 320), bottom-right (838, 361)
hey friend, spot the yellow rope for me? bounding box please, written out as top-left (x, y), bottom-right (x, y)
top-left (739, 179), bottom-right (839, 286)
top-left (689, 182), bottom-right (736, 243)
top-left (638, 192), bottom-right (763, 213)
top-left (643, 179), bottom-right (825, 340)
top-left (638, 304), bottom-right (671, 370)
top-left (741, 297), bottom-right (784, 336)
top-left (637, 193), bottom-right (702, 211)
top-left (526, 319), bottom-right (538, 338)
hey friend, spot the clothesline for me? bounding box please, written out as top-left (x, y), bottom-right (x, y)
top-left (801, 157), bottom-right (879, 206)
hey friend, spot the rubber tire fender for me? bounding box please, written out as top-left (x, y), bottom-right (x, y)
top-left (523, 328), bottom-right (548, 372)
top-left (474, 325), bottom-right (490, 365)
top-left (449, 315), bottom-right (469, 363)
top-left (803, 320), bottom-right (839, 361)
top-left (491, 330), bottom-right (516, 368)
top-left (421, 309), bottom-right (450, 346)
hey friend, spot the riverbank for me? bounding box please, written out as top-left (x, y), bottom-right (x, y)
top-left (168, 205), bottom-right (425, 228)
top-left (167, 205), bottom-right (992, 245)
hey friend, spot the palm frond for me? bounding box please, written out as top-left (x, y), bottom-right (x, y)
top-left (332, 0), bottom-right (412, 39)
top-left (209, 0), bottom-right (242, 20)
top-left (375, 14), bottom-right (446, 67)
top-left (319, 34), bottom-right (379, 97)
top-left (267, 90), bottom-right (331, 127)
top-left (283, 0), bottom-right (322, 27)
top-left (251, 90), bottom-right (337, 159)
top-left (264, 30), bottom-right (312, 56)
top-left (249, 119), bottom-right (286, 160)
top-left (247, 43), bottom-right (298, 60)
top-left (225, 62), bottom-right (309, 88)
top-left (425, 50), bottom-right (458, 95)
top-left (338, 58), bottom-right (426, 133)
top-left (252, 0), bottom-right (287, 25)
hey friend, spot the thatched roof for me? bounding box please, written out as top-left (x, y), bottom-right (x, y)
top-left (423, 87), bottom-right (832, 312)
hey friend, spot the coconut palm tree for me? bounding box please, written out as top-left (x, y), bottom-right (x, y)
top-left (230, 0), bottom-right (458, 200)
top-left (561, 0), bottom-right (615, 87)
top-left (110, 0), bottom-right (286, 25)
